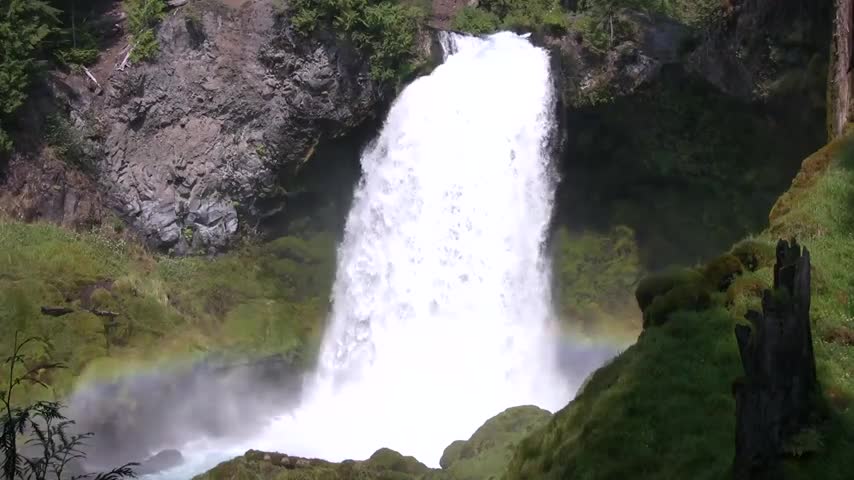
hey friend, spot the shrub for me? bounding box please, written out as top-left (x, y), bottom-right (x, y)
top-left (731, 239), bottom-right (776, 272)
top-left (289, 0), bottom-right (426, 83)
top-left (452, 0), bottom-right (568, 35)
top-left (643, 281), bottom-right (711, 327)
top-left (452, 6), bottom-right (500, 34)
top-left (0, 0), bottom-right (61, 151)
top-left (125, 0), bottom-right (166, 62)
top-left (635, 267), bottom-right (701, 311)
top-left (1, 333), bottom-right (138, 480)
top-left (702, 253), bottom-right (744, 291)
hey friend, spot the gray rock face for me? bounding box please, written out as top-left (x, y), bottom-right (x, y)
top-left (75, 0), bottom-right (384, 252)
top-left (543, 11), bottom-right (690, 107)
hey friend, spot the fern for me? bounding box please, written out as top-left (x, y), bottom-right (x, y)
top-left (2, 332), bottom-right (139, 480)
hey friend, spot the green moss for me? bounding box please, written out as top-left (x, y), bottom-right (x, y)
top-left (552, 226), bottom-right (643, 339)
top-left (440, 406), bottom-right (551, 480)
top-left (643, 281), bottom-right (711, 327)
top-left (725, 270), bottom-right (770, 319)
top-left (701, 253), bottom-right (743, 291)
top-left (0, 220), bottom-right (337, 404)
top-left (514, 137), bottom-right (854, 480)
top-left (194, 448), bottom-right (444, 480)
top-left (730, 239), bottom-right (776, 272)
top-left (634, 267), bottom-right (701, 312)
top-left (505, 308), bottom-right (741, 480)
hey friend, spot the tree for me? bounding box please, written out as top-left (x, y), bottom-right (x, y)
top-left (0, 0), bottom-right (61, 151)
top-left (1, 331), bottom-right (138, 480)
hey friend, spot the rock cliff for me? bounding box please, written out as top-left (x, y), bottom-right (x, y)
top-left (43, 0), bottom-right (394, 253)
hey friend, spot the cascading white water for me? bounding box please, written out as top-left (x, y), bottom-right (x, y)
top-left (145, 31), bottom-right (573, 478)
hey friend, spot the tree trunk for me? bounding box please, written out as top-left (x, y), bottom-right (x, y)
top-left (732, 239), bottom-right (818, 479)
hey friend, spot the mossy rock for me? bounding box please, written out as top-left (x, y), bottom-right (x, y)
top-left (730, 240), bottom-right (776, 272)
top-left (439, 405), bottom-right (552, 480)
top-left (725, 271), bottom-right (769, 319)
top-left (643, 282), bottom-right (712, 327)
top-left (635, 268), bottom-right (702, 312)
top-left (702, 254), bottom-right (744, 291)
top-left (194, 448), bottom-right (444, 480)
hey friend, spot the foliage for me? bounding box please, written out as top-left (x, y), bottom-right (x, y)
top-left (289, 0), bottom-right (426, 83)
top-left (0, 0), bottom-right (61, 151)
top-left (439, 406), bottom-right (551, 480)
top-left (505, 308), bottom-right (741, 480)
top-left (510, 136), bottom-right (854, 479)
top-left (1, 332), bottom-right (138, 480)
top-left (573, 0), bottom-right (723, 51)
top-left (125, 0), bottom-right (166, 62)
top-left (44, 114), bottom-right (93, 171)
top-left (452, 0), bottom-right (567, 35)
top-left (552, 226), bottom-right (643, 340)
top-left (451, 7), bottom-right (499, 35)
top-left (0, 219), bottom-right (337, 404)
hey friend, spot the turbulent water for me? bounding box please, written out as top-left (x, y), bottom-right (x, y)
top-left (146, 31), bottom-right (573, 478)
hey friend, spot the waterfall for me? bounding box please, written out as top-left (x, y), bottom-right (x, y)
top-left (144, 31), bottom-right (572, 478)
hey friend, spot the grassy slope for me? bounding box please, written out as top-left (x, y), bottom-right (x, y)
top-left (0, 219), bottom-right (336, 404)
top-left (505, 136), bottom-right (854, 480)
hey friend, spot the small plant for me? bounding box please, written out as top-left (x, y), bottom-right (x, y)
top-left (2, 332), bottom-right (138, 480)
top-left (125, 0), bottom-right (167, 62)
top-left (289, 0), bottom-right (425, 84)
top-left (182, 226), bottom-right (195, 243)
top-left (44, 114), bottom-right (94, 172)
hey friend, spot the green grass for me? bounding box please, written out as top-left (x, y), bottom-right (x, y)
top-left (506, 136), bottom-right (854, 479)
top-left (506, 308), bottom-right (741, 479)
top-left (0, 219), bottom-right (336, 405)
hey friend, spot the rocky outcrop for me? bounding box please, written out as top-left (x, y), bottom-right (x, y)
top-left (733, 239), bottom-right (819, 479)
top-left (53, 0), bottom-right (388, 253)
top-left (543, 10), bottom-right (691, 107)
top-left (439, 405), bottom-right (552, 480)
top-left (0, 152), bottom-right (109, 230)
top-left (194, 447), bottom-right (450, 480)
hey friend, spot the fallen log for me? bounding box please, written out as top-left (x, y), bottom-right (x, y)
top-left (40, 306), bottom-right (74, 317)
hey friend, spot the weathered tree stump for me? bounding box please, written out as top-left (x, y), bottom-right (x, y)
top-left (733, 239), bottom-right (818, 479)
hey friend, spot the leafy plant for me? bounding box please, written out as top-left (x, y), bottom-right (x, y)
top-left (0, 0), bottom-right (62, 151)
top-left (452, 0), bottom-right (568, 35)
top-left (1, 332), bottom-right (138, 480)
top-left (289, 0), bottom-right (425, 83)
top-left (124, 0), bottom-right (166, 62)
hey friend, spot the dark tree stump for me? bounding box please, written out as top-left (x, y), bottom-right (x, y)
top-left (733, 239), bottom-right (819, 479)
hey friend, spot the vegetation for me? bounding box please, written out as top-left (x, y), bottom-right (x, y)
top-left (1, 333), bottom-right (137, 479)
top-left (194, 447), bottom-right (441, 480)
top-left (452, 0), bottom-right (567, 35)
top-left (289, 0), bottom-right (426, 83)
top-left (551, 226), bottom-right (643, 340)
top-left (440, 406), bottom-right (551, 480)
top-left (0, 219), bottom-right (337, 405)
top-left (0, 0), bottom-right (61, 151)
top-left (506, 136), bottom-right (854, 479)
top-left (125, 0), bottom-right (166, 62)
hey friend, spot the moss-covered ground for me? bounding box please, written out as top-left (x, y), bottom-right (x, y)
top-left (0, 218), bottom-right (336, 405)
top-left (506, 136), bottom-right (854, 480)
